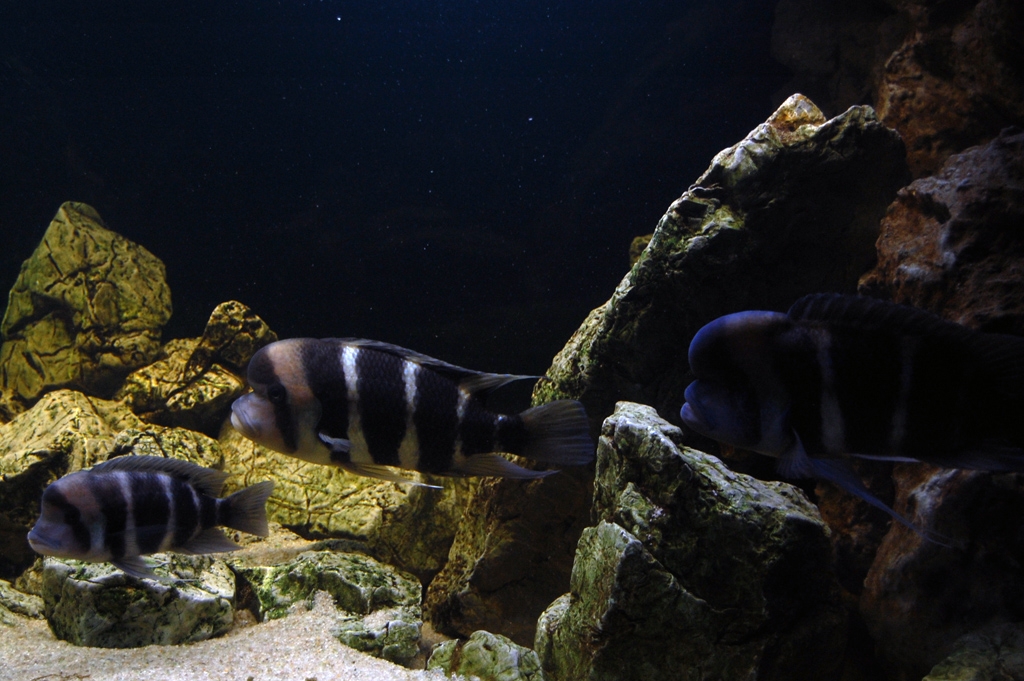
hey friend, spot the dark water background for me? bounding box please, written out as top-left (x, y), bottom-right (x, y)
top-left (0, 1), bottom-right (790, 378)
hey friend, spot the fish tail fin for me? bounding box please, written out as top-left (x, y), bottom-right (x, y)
top-left (221, 480), bottom-right (274, 537)
top-left (517, 400), bottom-right (594, 467)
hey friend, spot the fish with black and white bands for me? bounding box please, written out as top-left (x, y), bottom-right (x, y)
top-left (679, 293), bottom-right (1024, 542)
top-left (230, 338), bottom-right (594, 484)
top-left (27, 455), bottom-right (274, 580)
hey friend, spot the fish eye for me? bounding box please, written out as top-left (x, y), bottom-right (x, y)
top-left (267, 383), bottom-right (287, 404)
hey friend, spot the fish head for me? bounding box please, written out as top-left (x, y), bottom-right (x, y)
top-left (231, 339), bottom-right (324, 458)
top-left (681, 378), bottom-right (763, 449)
top-left (681, 310), bottom-right (794, 454)
top-left (27, 473), bottom-right (94, 559)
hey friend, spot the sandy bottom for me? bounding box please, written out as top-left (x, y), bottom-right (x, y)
top-left (0, 593), bottom-right (459, 681)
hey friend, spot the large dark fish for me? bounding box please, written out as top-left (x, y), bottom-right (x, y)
top-left (27, 455), bottom-right (274, 579)
top-left (679, 293), bottom-right (1024, 539)
top-left (230, 338), bottom-right (593, 484)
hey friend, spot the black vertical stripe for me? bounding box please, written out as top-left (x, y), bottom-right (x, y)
top-left (829, 328), bottom-right (903, 453)
top-left (131, 473), bottom-right (171, 555)
top-left (355, 347), bottom-right (407, 466)
top-left (42, 486), bottom-right (92, 555)
top-left (413, 366), bottom-right (460, 473)
top-left (200, 494), bottom-right (218, 529)
top-left (777, 325), bottom-right (826, 455)
top-left (459, 400), bottom-right (499, 456)
top-left (172, 478), bottom-right (200, 548)
top-left (303, 339), bottom-right (349, 443)
top-left (92, 474), bottom-right (128, 560)
top-left (494, 414), bottom-right (528, 454)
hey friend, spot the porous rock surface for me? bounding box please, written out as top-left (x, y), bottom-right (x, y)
top-left (851, 127), bottom-right (1024, 681)
top-left (428, 93), bottom-right (906, 648)
top-left (860, 127), bottom-right (1024, 334)
top-left (234, 549), bottom-right (422, 665)
top-left (39, 554), bottom-right (236, 647)
top-left (116, 300), bottom-right (276, 434)
top-left (534, 402), bottom-right (845, 681)
top-left (0, 202), bottom-right (172, 418)
top-left (875, 0), bottom-right (1024, 178)
top-left (428, 630), bottom-right (544, 681)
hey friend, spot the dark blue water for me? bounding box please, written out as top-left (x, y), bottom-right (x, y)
top-left (0, 1), bottom-right (789, 375)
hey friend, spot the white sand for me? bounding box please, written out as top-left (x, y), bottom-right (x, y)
top-left (0, 593), bottom-right (463, 681)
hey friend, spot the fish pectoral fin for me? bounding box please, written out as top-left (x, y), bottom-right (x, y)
top-left (777, 434), bottom-right (951, 547)
top-left (318, 432), bottom-right (352, 455)
top-left (111, 556), bottom-right (161, 581)
top-left (451, 453), bottom-right (558, 480)
top-left (775, 433), bottom-right (815, 479)
top-left (179, 528), bottom-right (241, 555)
top-left (340, 462), bottom-right (442, 489)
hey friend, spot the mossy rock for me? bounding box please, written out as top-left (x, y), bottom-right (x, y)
top-left (429, 630), bottom-right (545, 681)
top-left (234, 549), bottom-right (421, 621)
top-left (0, 202), bottom-right (171, 416)
top-left (39, 554), bottom-right (235, 647)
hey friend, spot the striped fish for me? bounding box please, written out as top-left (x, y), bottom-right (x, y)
top-left (27, 455), bottom-right (274, 579)
top-left (680, 293), bottom-right (1024, 540)
top-left (230, 338), bottom-right (593, 484)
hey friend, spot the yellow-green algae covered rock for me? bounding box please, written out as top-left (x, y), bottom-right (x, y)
top-left (117, 301), bottom-right (276, 434)
top-left (428, 630), bottom-right (545, 681)
top-left (0, 202), bottom-right (172, 418)
top-left (39, 554), bottom-right (235, 647)
top-left (219, 422), bottom-right (471, 581)
top-left (0, 390), bottom-right (143, 575)
top-left (235, 549), bottom-right (423, 665)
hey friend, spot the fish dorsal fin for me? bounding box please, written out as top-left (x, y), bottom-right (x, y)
top-left (334, 338), bottom-right (537, 396)
top-left (788, 293), bottom-right (976, 341)
top-left (89, 455), bottom-right (229, 497)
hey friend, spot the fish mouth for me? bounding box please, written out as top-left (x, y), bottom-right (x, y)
top-left (230, 396), bottom-right (259, 439)
top-left (26, 528), bottom-right (58, 556)
top-left (680, 383), bottom-right (714, 433)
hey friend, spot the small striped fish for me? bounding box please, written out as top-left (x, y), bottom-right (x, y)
top-left (27, 455), bottom-right (274, 579)
top-left (680, 293), bottom-right (1024, 541)
top-left (230, 338), bottom-right (593, 484)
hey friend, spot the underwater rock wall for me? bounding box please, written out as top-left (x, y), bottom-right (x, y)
top-left (772, 0), bottom-right (1024, 177)
top-left (423, 93), bottom-right (909, 650)
top-left (0, 202), bottom-right (172, 420)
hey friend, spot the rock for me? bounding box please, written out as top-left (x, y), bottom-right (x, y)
top-left (923, 623), bottom-right (1024, 681)
top-left (770, 0), bottom-right (906, 118)
top-left (218, 422), bottom-right (467, 582)
top-left (852, 127), bottom-right (1024, 681)
top-left (424, 469), bottom-right (593, 647)
top-left (234, 549), bottom-right (420, 621)
top-left (875, 0), bottom-right (1024, 177)
top-left (534, 93), bottom-right (907, 435)
top-left (0, 578), bottom-right (44, 625)
top-left (534, 403), bottom-right (845, 681)
top-left (184, 300), bottom-right (278, 376)
top-left (428, 630), bottom-right (545, 681)
top-left (859, 127), bottom-right (1024, 335)
top-left (39, 554), bottom-right (235, 647)
top-left (428, 94), bottom-right (902, 650)
top-left (333, 606), bottom-right (423, 667)
top-left (234, 549), bottom-right (423, 665)
top-left (0, 202), bottom-right (172, 417)
top-left (0, 390), bottom-right (142, 577)
top-left (858, 466), bottom-right (1024, 680)
top-left (116, 301), bottom-right (276, 434)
